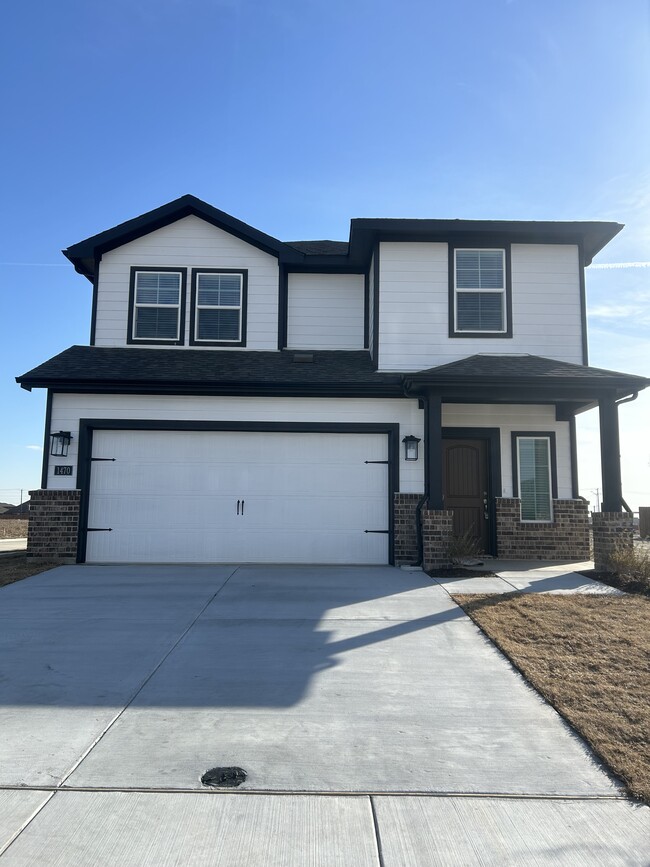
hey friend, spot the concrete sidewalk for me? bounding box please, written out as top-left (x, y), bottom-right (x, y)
top-left (0, 539), bottom-right (27, 556)
top-left (431, 558), bottom-right (622, 595)
top-left (0, 564), bottom-right (646, 865)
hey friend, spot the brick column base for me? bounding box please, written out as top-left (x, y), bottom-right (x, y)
top-left (496, 498), bottom-right (590, 560)
top-left (421, 509), bottom-right (453, 571)
top-left (394, 493), bottom-right (423, 565)
top-left (27, 489), bottom-right (81, 562)
top-left (592, 512), bottom-right (633, 571)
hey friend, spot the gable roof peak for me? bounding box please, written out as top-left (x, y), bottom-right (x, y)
top-left (63, 194), bottom-right (286, 279)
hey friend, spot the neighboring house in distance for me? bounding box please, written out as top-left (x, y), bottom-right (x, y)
top-left (16, 196), bottom-right (649, 568)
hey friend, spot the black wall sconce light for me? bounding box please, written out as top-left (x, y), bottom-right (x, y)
top-left (402, 435), bottom-right (421, 462)
top-left (50, 431), bottom-right (72, 457)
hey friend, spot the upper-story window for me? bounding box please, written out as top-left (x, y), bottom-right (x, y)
top-left (128, 267), bottom-right (187, 345)
top-left (450, 247), bottom-right (512, 337)
top-left (190, 269), bottom-right (247, 346)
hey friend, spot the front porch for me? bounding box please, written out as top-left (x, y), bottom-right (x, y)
top-left (395, 354), bottom-right (646, 569)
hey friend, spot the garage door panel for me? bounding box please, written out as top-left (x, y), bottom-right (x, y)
top-left (86, 430), bottom-right (390, 564)
top-left (87, 528), bottom-right (387, 565)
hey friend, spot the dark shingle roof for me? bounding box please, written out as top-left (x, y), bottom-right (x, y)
top-left (286, 241), bottom-right (349, 256)
top-left (16, 346), bottom-right (402, 395)
top-left (406, 354), bottom-right (649, 388)
top-left (62, 194), bottom-right (624, 279)
top-left (17, 348), bottom-right (647, 402)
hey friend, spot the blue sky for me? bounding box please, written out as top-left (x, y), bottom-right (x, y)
top-left (1, 0), bottom-right (648, 509)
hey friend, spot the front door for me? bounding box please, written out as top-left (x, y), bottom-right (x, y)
top-left (442, 438), bottom-right (489, 554)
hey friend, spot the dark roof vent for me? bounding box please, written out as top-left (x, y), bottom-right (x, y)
top-left (292, 352), bottom-right (314, 363)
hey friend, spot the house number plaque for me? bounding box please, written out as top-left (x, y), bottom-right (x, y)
top-left (54, 465), bottom-right (73, 476)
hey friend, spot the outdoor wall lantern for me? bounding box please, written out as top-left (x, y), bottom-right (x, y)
top-left (50, 431), bottom-right (72, 457)
top-left (402, 435), bottom-right (421, 462)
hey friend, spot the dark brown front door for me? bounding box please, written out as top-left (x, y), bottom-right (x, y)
top-left (442, 438), bottom-right (489, 553)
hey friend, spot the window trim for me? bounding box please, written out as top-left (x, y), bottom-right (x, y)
top-left (127, 267), bottom-right (187, 346)
top-left (449, 244), bottom-right (513, 338)
top-left (511, 431), bottom-right (558, 523)
top-left (190, 268), bottom-right (248, 347)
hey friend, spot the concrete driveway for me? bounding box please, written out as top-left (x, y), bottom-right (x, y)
top-left (0, 564), bottom-right (647, 865)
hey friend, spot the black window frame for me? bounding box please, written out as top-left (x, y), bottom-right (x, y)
top-left (511, 431), bottom-right (558, 522)
top-left (448, 244), bottom-right (513, 338)
top-left (127, 266), bottom-right (187, 346)
top-left (190, 268), bottom-right (248, 347)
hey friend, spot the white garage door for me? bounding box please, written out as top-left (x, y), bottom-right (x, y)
top-left (85, 429), bottom-right (390, 564)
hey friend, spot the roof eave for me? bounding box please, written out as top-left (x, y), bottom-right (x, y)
top-left (63, 195), bottom-right (289, 278)
top-left (15, 377), bottom-right (403, 398)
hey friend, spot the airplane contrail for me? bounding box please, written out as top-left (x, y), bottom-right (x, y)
top-left (589, 262), bottom-right (650, 269)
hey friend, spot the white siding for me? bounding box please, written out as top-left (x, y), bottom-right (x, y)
top-left (47, 393), bottom-right (424, 493)
top-left (287, 273), bottom-right (365, 349)
top-left (47, 395), bottom-right (571, 499)
top-left (378, 242), bottom-right (583, 371)
top-left (442, 404), bottom-right (572, 498)
top-left (94, 215), bottom-right (279, 350)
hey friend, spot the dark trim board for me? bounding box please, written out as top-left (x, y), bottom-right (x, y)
top-left (278, 264), bottom-right (288, 350)
top-left (40, 389), bottom-right (53, 489)
top-left (189, 268), bottom-right (248, 347)
top-left (511, 430), bottom-right (559, 502)
top-left (372, 243), bottom-right (380, 367)
top-left (76, 420), bottom-right (399, 565)
top-left (363, 270), bottom-right (369, 349)
top-left (126, 266), bottom-right (188, 346)
top-left (447, 243), bottom-right (513, 339)
top-left (63, 194), bottom-right (622, 280)
top-left (89, 255), bottom-right (101, 345)
top-left (569, 415), bottom-right (580, 498)
top-left (442, 427), bottom-right (501, 555)
top-left (42, 383), bottom-right (405, 399)
top-left (578, 241), bottom-right (589, 365)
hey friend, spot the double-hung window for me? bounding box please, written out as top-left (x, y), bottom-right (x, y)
top-left (514, 434), bottom-right (556, 522)
top-left (129, 268), bottom-right (186, 344)
top-left (452, 248), bottom-right (510, 335)
top-left (191, 269), bottom-right (247, 346)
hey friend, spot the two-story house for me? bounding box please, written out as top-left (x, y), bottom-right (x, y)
top-left (17, 195), bottom-right (648, 568)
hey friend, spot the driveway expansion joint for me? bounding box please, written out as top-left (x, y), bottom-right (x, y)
top-left (0, 785), bottom-right (631, 801)
top-left (54, 565), bottom-right (241, 790)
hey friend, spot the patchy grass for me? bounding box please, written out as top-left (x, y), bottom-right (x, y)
top-left (453, 592), bottom-right (650, 803)
top-left (0, 555), bottom-right (60, 588)
top-left (0, 519), bottom-right (28, 539)
top-left (580, 543), bottom-right (650, 597)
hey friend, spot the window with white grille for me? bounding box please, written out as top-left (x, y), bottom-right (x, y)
top-left (191, 270), bottom-right (246, 345)
top-left (131, 270), bottom-right (183, 342)
top-left (453, 249), bottom-right (507, 333)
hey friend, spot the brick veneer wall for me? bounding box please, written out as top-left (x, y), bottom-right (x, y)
top-left (421, 509), bottom-right (454, 570)
top-left (592, 512), bottom-right (633, 571)
top-left (27, 489), bottom-right (80, 562)
top-left (496, 498), bottom-right (590, 560)
top-left (394, 493), bottom-right (423, 565)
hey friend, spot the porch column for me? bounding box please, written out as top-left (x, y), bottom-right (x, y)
top-left (599, 395), bottom-right (623, 512)
top-left (425, 392), bottom-right (443, 508)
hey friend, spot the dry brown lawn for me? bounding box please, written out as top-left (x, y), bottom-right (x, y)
top-left (453, 592), bottom-right (650, 803)
top-left (0, 555), bottom-right (60, 588)
top-left (0, 519), bottom-right (28, 539)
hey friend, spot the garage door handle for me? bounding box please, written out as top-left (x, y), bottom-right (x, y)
top-left (236, 499), bottom-right (240, 515)
top-left (241, 499), bottom-right (245, 515)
